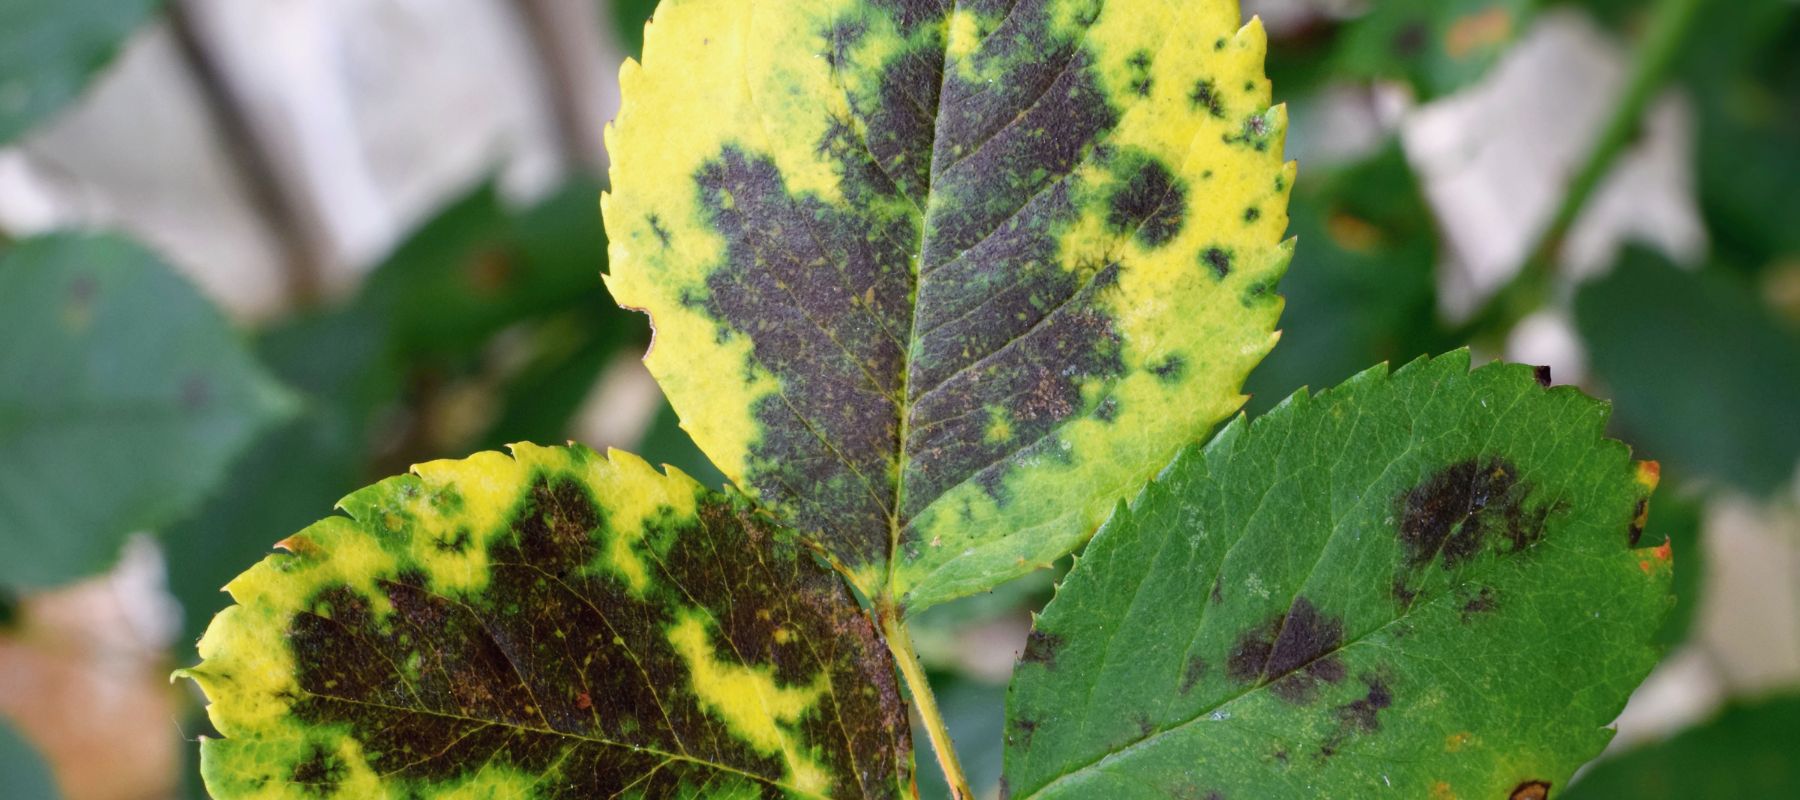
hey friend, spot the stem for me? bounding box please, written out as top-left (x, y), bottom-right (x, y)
top-left (1454, 0), bottom-right (1708, 342)
top-left (880, 607), bottom-right (972, 800)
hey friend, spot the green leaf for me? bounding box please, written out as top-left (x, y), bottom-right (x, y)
top-left (1333, 0), bottom-right (1533, 99)
top-left (605, 0), bottom-right (1294, 612)
top-left (1564, 694), bottom-right (1800, 798)
top-left (1243, 144), bottom-right (1452, 414)
top-left (0, 0), bottom-right (159, 144)
top-left (1576, 248), bottom-right (1800, 494)
top-left (180, 444), bottom-right (911, 799)
top-left (1003, 351), bottom-right (1670, 798)
top-left (0, 719), bottom-right (61, 800)
top-left (0, 234), bottom-right (294, 590)
top-left (162, 306), bottom-right (400, 644)
top-left (361, 179), bottom-right (616, 360)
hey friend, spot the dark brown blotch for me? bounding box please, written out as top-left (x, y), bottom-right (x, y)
top-left (1226, 598), bottom-right (1347, 704)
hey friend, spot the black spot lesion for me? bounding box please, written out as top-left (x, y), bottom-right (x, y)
top-left (1225, 597), bottom-right (1347, 705)
top-left (290, 744), bottom-right (346, 796)
top-left (1202, 247), bottom-right (1233, 278)
top-left (1020, 629), bottom-right (1065, 669)
top-left (1151, 354), bottom-right (1187, 383)
top-left (1320, 674), bottom-right (1393, 759)
top-left (1460, 587), bottom-right (1498, 622)
top-left (1393, 457), bottom-right (1561, 605)
top-left (432, 528), bottom-right (473, 554)
top-left (1107, 154), bottom-right (1188, 249)
top-left (511, 474), bottom-right (606, 574)
top-left (1189, 78), bottom-right (1224, 118)
top-left (1223, 113), bottom-right (1276, 152)
top-left (1126, 49), bottom-right (1154, 97)
top-left (646, 213), bottom-right (671, 248)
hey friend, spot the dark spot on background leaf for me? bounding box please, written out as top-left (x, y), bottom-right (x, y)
top-left (1533, 365), bottom-right (1552, 387)
top-left (1322, 675), bottom-right (1393, 757)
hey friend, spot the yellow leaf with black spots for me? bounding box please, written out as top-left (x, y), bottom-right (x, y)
top-left (604, 0), bottom-right (1294, 614)
top-left (178, 444), bottom-right (909, 799)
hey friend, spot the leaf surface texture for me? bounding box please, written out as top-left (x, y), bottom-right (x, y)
top-left (184, 445), bottom-right (909, 799)
top-left (1004, 352), bottom-right (1671, 798)
top-left (604, 0), bottom-right (1294, 611)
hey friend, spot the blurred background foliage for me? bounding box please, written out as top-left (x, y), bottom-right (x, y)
top-left (0, 1), bottom-right (1796, 798)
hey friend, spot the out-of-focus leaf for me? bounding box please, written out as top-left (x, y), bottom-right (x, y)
top-left (1576, 248), bottom-right (1800, 494)
top-left (1245, 145), bottom-right (1452, 413)
top-left (361, 179), bottom-right (613, 359)
top-left (0, 234), bottom-right (293, 590)
top-left (476, 179), bottom-right (644, 450)
top-left (1004, 352), bottom-right (1670, 798)
top-left (1565, 694), bottom-right (1800, 798)
top-left (1683, 6), bottom-right (1800, 268)
top-left (161, 307), bottom-right (398, 643)
top-left (0, 0), bottom-right (159, 145)
top-left (610, 0), bottom-right (659, 59)
top-left (180, 445), bottom-right (911, 799)
top-left (1333, 0), bottom-right (1534, 99)
top-left (476, 307), bottom-right (643, 451)
top-left (634, 398), bottom-right (727, 492)
top-left (606, 0), bottom-right (1294, 614)
top-left (0, 719), bottom-right (60, 800)
top-left (1647, 479), bottom-right (1702, 647)
top-left (916, 675), bottom-right (1006, 800)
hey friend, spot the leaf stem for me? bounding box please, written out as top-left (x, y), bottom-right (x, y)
top-left (1455, 0), bottom-right (1708, 342)
top-left (880, 608), bottom-right (972, 800)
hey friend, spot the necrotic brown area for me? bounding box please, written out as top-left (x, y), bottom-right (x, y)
top-left (1225, 598), bottom-right (1348, 705)
top-left (1511, 780), bottom-right (1552, 800)
top-left (1395, 457), bottom-right (1550, 574)
top-left (278, 480), bottom-right (907, 798)
top-left (694, 0), bottom-right (1138, 570)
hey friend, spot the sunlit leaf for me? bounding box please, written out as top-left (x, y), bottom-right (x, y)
top-left (180, 444), bottom-right (910, 799)
top-left (605, 0), bottom-right (1294, 613)
top-left (0, 234), bottom-right (293, 589)
top-left (0, 0), bottom-right (159, 144)
top-left (1564, 694), bottom-right (1800, 798)
top-left (1004, 352), bottom-right (1670, 798)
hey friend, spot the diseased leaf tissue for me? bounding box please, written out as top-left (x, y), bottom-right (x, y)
top-left (181, 1), bottom-right (1672, 798)
top-left (604, 0), bottom-right (1294, 613)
